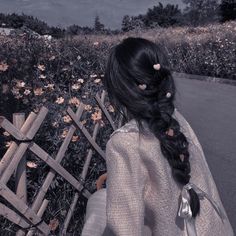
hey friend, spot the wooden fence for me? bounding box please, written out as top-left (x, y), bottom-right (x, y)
top-left (0, 89), bottom-right (123, 235)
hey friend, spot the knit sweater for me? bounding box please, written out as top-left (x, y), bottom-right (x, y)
top-left (102, 108), bottom-right (234, 236)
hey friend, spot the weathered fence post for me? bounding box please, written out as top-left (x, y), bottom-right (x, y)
top-left (13, 113), bottom-right (27, 203)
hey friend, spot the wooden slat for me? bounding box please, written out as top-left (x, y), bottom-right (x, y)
top-left (0, 117), bottom-right (27, 141)
top-left (25, 107), bottom-right (48, 139)
top-left (0, 107), bottom-right (47, 141)
top-left (14, 113), bottom-right (27, 203)
top-left (67, 107), bottom-right (105, 159)
top-left (0, 203), bottom-right (29, 228)
top-left (1, 143), bottom-right (29, 184)
top-left (24, 199), bottom-right (49, 236)
top-left (0, 143), bottom-right (18, 175)
top-left (61, 192), bottom-right (79, 235)
top-left (0, 182), bottom-right (50, 235)
top-left (95, 90), bottom-right (117, 130)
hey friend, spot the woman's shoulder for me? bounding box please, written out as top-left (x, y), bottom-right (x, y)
top-left (109, 119), bottom-right (140, 139)
top-left (109, 108), bottom-right (182, 139)
top-left (108, 108), bottom-right (197, 145)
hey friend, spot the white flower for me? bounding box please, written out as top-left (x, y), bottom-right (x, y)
top-left (52, 121), bottom-right (59, 127)
top-left (39, 74), bottom-right (46, 79)
top-left (3, 131), bottom-right (10, 136)
top-left (11, 87), bottom-right (20, 95)
top-left (24, 89), bottom-right (31, 95)
top-left (44, 84), bottom-right (55, 90)
top-left (77, 78), bottom-right (84, 83)
top-left (90, 74), bottom-right (97, 78)
top-left (71, 84), bottom-right (81, 90)
top-left (94, 78), bottom-right (101, 83)
top-left (55, 97), bottom-right (64, 104)
top-left (27, 161), bottom-right (38, 168)
top-left (38, 64), bottom-right (45, 71)
top-left (16, 81), bottom-right (26, 88)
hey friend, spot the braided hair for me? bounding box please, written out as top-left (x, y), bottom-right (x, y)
top-left (102, 37), bottom-right (200, 218)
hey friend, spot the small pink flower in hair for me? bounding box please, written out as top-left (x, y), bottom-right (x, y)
top-left (166, 92), bottom-right (172, 98)
top-left (138, 84), bottom-right (147, 90)
top-left (153, 63), bottom-right (161, 70)
top-left (166, 128), bottom-right (174, 136)
top-left (179, 154), bottom-right (185, 162)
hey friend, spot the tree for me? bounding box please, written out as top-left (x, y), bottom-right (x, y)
top-left (182, 0), bottom-right (220, 26)
top-left (121, 15), bottom-right (133, 32)
top-left (144, 2), bottom-right (182, 28)
top-left (94, 15), bottom-right (105, 32)
top-left (121, 14), bottom-right (145, 32)
top-left (67, 24), bottom-right (80, 35)
top-left (219, 0), bottom-right (236, 22)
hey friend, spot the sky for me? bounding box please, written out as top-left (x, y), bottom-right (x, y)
top-left (0, 0), bottom-right (185, 30)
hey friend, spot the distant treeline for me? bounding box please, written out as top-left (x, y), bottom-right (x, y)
top-left (0, 0), bottom-right (235, 37)
top-left (0, 13), bottom-right (120, 38)
top-left (121, 0), bottom-right (236, 31)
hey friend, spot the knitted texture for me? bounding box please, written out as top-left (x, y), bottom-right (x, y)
top-left (102, 109), bottom-right (234, 236)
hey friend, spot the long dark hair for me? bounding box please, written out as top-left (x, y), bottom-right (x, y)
top-left (102, 37), bottom-right (200, 218)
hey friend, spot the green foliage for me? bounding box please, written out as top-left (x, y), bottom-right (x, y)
top-left (182, 0), bottom-right (220, 26)
top-left (0, 12), bottom-right (62, 37)
top-left (219, 0), bottom-right (236, 22)
top-left (145, 2), bottom-right (182, 28)
top-left (122, 15), bottom-right (146, 32)
top-left (94, 15), bottom-right (105, 32)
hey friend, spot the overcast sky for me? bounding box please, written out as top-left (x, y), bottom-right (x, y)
top-left (0, 0), bottom-right (185, 29)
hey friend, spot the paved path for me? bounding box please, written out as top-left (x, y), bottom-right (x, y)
top-left (174, 76), bottom-right (236, 232)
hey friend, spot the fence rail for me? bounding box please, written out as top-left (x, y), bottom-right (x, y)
top-left (0, 89), bottom-right (121, 235)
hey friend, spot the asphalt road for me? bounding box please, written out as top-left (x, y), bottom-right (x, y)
top-left (173, 76), bottom-right (236, 232)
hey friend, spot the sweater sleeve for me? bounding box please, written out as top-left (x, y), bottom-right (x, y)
top-left (102, 131), bottom-right (145, 236)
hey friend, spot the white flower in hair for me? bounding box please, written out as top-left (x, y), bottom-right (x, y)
top-left (166, 92), bottom-right (171, 98)
top-left (153, 63), bottom-right (161, 70)
top-left (138, 84), bottom-right (147, 90)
